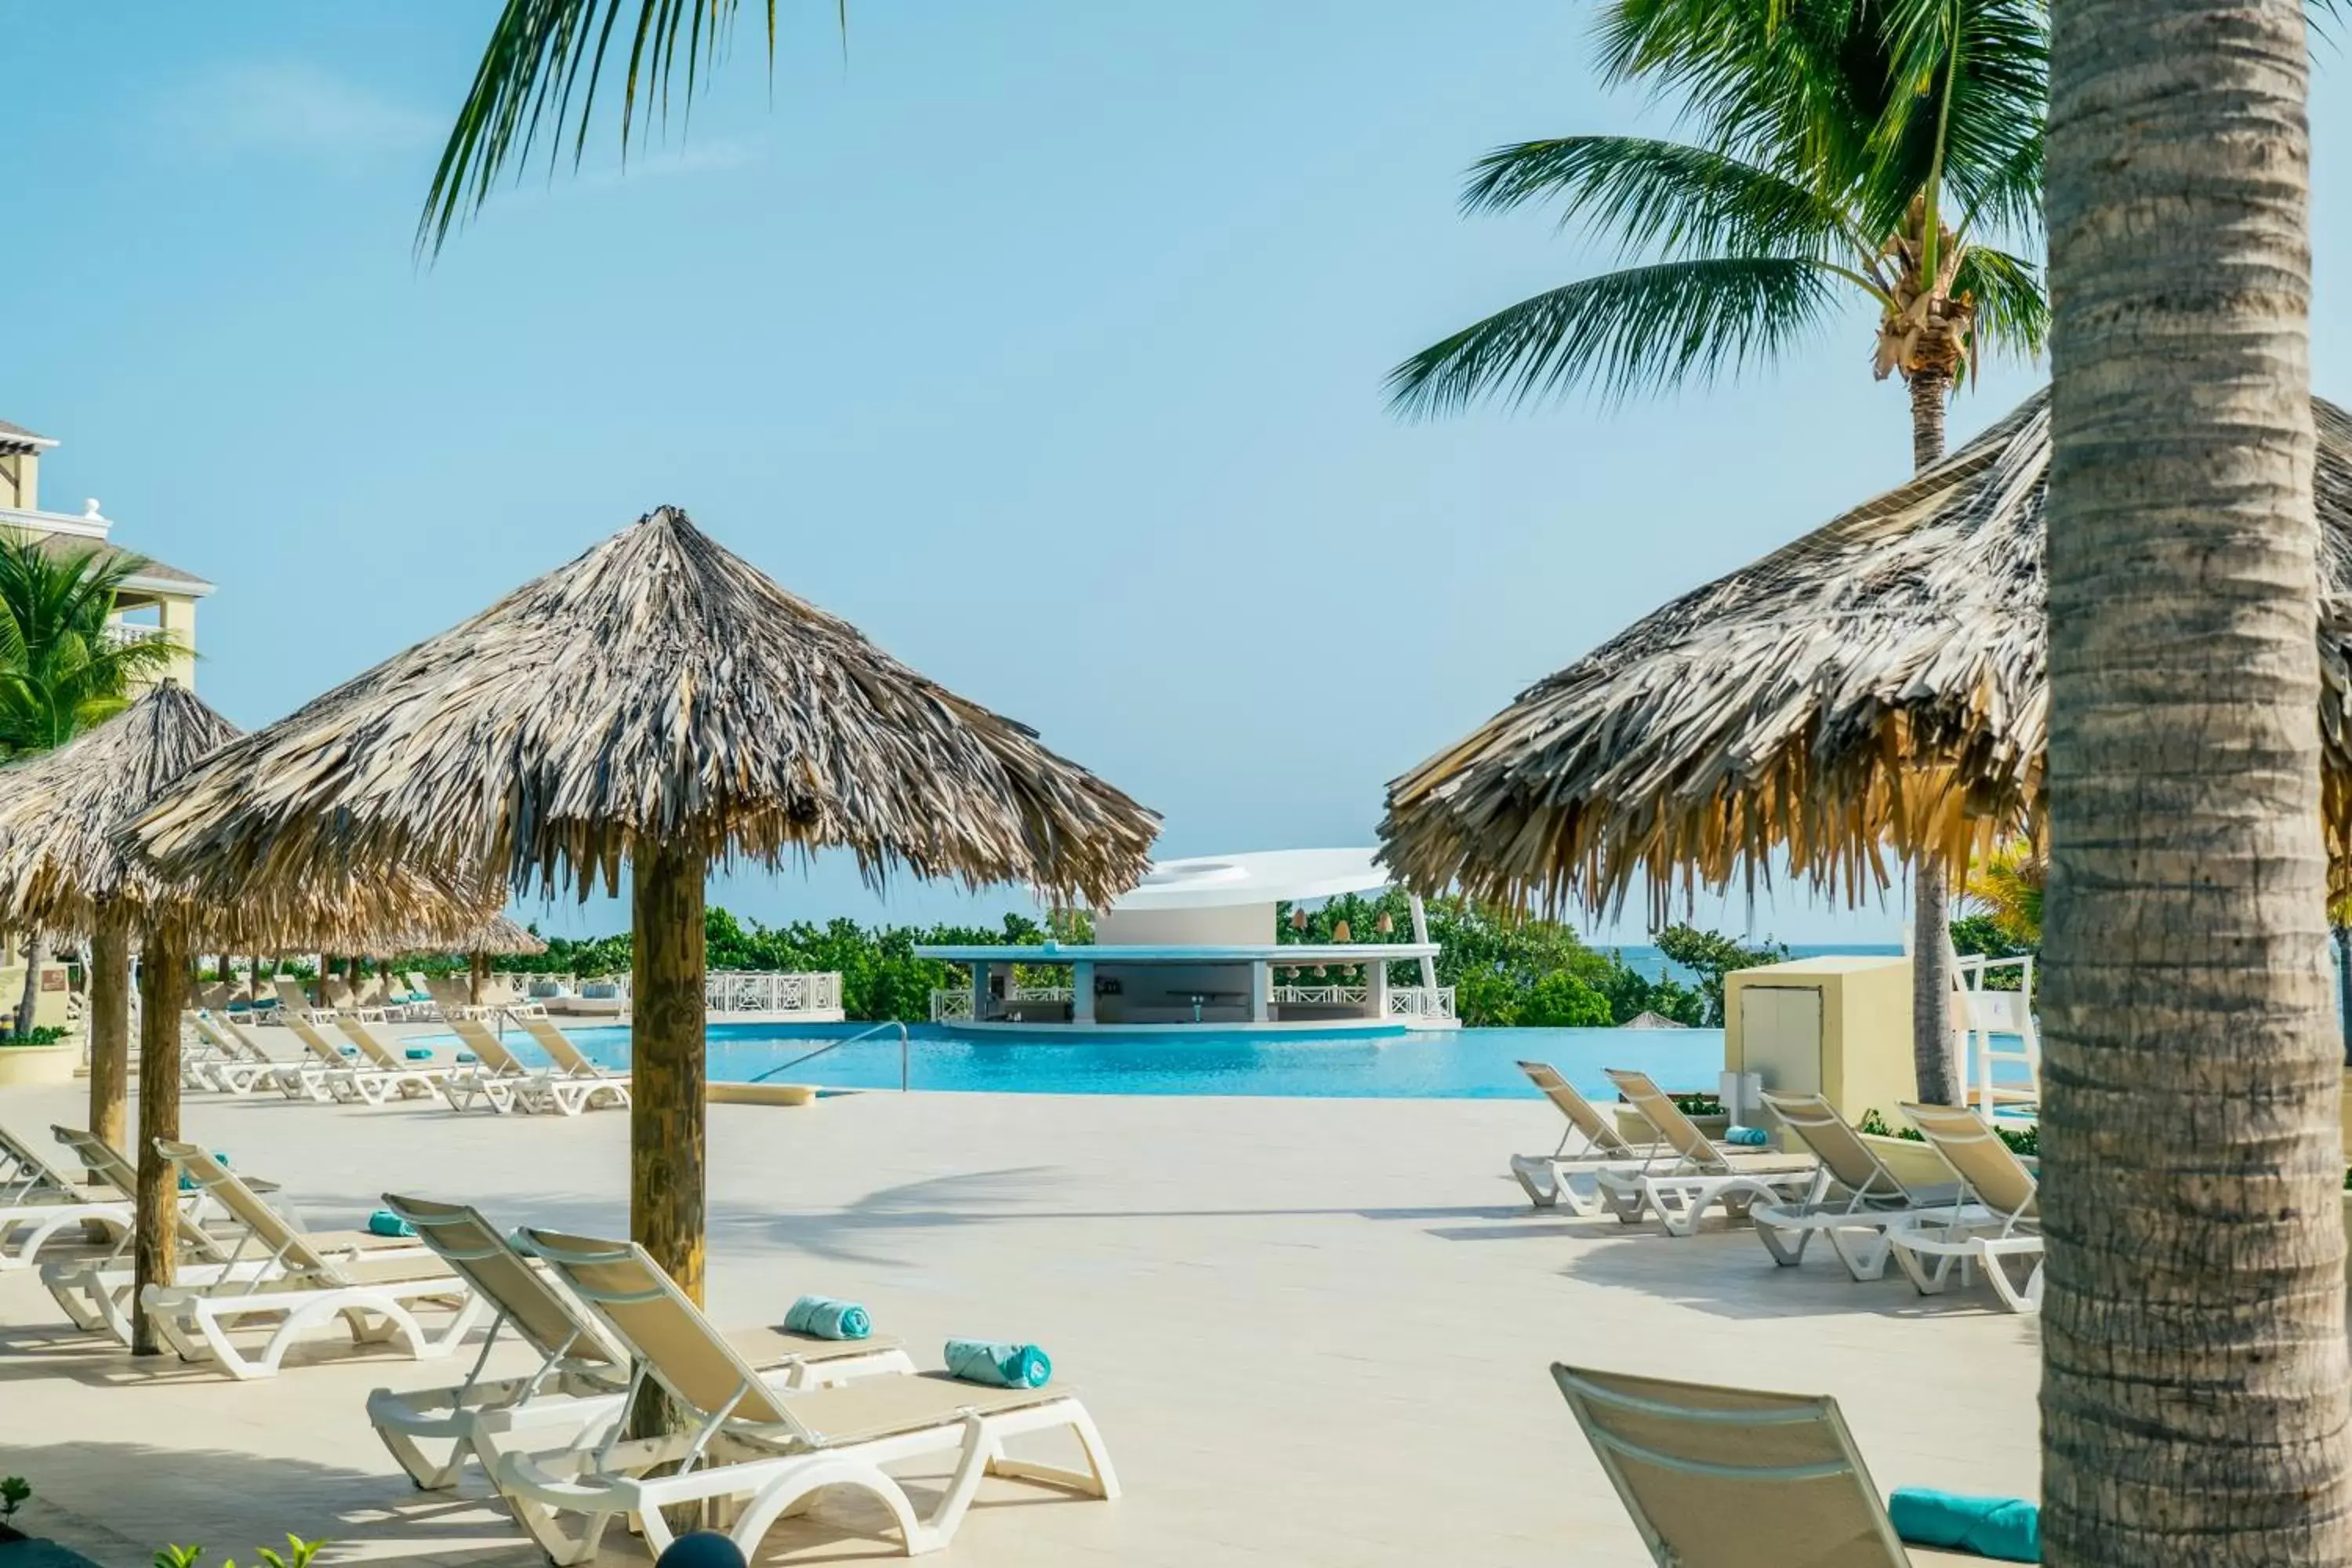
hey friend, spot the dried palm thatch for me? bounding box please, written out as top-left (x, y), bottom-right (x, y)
top-left (132, 507), bottom-right (1159, 906)
top-left (1381, 387), bottom-right (2352, 916)
top-left (381, 911), bottom-right (547, 959)
top-left (0, 683), bottom-right (499, 947)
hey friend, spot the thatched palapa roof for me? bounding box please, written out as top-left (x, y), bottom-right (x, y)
top-left (132, 507), bottom-right (1160, 908)
top-left (1381, 388), bottom-right (2352, 914)
top-left (0, 681), bottom-right (502, 946)
top-left (379, 912), bottom-right (547, 958)
top-left (0, 682), bottom-right (238, 932)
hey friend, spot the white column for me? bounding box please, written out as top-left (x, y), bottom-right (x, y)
top-left (1250, 960), bottom-right (1271, 1023)
top-left (1408, 894), bottom-right (1437, 991)
top-left (1073, 960), bottom-right (1096, 1024)
top-left (1367, 956), bottom-right (1390, 1020)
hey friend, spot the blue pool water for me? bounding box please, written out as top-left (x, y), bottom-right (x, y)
top-left (465, 1021), bottom-right (1730, 1100)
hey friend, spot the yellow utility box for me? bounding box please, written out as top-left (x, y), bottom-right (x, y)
top-left (1724, 956), bottom-right (1915, 1127)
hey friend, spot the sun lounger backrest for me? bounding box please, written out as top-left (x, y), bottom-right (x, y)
top-left (1899, 1103), bottom-right (2037, 1220)
top-left (520, 1228), bottom-right (803, 1432)
top-left (335, 1017), bottom-right (403, 1070)
top-left (187, 1011), bottom-right (238, 1055)
top-left (384, 1195), bottom-right (622, 1368)
top-left (2, 1122), bottom-right (85, 1200)
top-left (1518, 1061), bottom-right (1635, 1154)
top-left (49, 1125), bottom-right (139, 1199)
top-left (158, 1142), bottom-right (345, 1281)
top-left (223, 1018), bottom-right (279, 1062)
top-left (1604, 1069), bottom-right (1726, 1170)
top-left (519, 1017), bottom-right (598, 1076)
top-left (1759, 1092), bottom-right (1902, 1201)
top-left (285, 1016), bottom-right (352, 1067)
top-left (1553, 1363), bottom-right (1905, 1568)
top-left (448, 1018), bottom-right (528, 1075)
top-left (273, 978), bottom-right (315, 1013)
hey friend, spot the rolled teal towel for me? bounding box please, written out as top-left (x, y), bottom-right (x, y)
top-left (1889, 1488), bottom-right (2040, 1563)
top-left (368, 1210), bottom-right (416, 1239)
top-left (339, 1044), bottom-right (358, 1056)
top-left (456, 1051), bottom-right (480, 1065)
top-left (782, 1294), bottom-right (872, 1340)
top-left (404, 1047), bottom-right (435, 1061)
top-left (945, 1338), bottom-right (1051, 1388)
top-left (1724, 1124), bottom-right (1769, 1147)
top-left (178, 1152), bottom-right (230, 1192)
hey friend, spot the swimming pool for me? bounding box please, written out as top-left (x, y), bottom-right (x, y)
top-left (470, 1020), bottom-right (1729, 1100)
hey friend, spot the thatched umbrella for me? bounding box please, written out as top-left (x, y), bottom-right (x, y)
top-left (133, 506), bottom-right (1159, 1315)
top-left (376, 911), bottom-right (547, 1000)
top-left (1381, 385), bottom-right (2352, 923)
top-left (0, 681), bottom-right (501, 1353)
top-left (0, 683), bottom-right (238, 1165)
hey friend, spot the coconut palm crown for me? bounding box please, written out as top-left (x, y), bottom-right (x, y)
top-left (1389, 0), bottom-right (2048, 463)
top-left (0, 536), bottom-right (179, 757)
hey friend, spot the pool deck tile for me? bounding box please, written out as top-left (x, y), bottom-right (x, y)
top-left (0, 1056), bottom-right (2038, 1566)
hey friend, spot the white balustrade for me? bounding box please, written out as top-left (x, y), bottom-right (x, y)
top-left (931, 988), bottom-right (975, 1022)
top-left (1270, 985), bottom-right (1368, 1007)
top-left (1388, 985), bottom-right (1458, 1021)
top-left (702, 971), bottom-right (844, 1015)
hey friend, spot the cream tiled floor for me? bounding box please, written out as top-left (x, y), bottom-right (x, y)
top-left (0, 1070), bottom-right (2039, 1566)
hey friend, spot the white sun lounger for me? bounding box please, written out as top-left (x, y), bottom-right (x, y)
top-left (137, 1144), bottom-right (488, 1379)
top-left (1554, 1362), bottom-right (1995, 1565)
top-left (511, 1017), bottom-right (630, 1115)
top-left (438, 1019), bottom-right (565, 1114)
top-left (1749, 1092), bottom-right (1966, 1281)
top-left (1507, 1060), bottom-right (1653, 1213)
top-left (335, 1015), bottom-right (453, 1098)
top-left (367, 1194), bottom-right (915, 1490)
top-left (0, 1122), bottom-right (135, 1272)
top-left (40, 1130), bottom-right (414, 1343)
top-left (278, 1017), bottom-right (439, 1105)
top-left (1594, 1069), bottom-right (1818, 1236)
top-left (1888, 1102), bottom-right (2044, 1313)
top-left (495, 1227), bottom-right (1118, 1564)
top-left (185, 1012), bottom-right (287, 1094)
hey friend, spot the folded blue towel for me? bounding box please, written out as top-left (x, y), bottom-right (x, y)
top-left (1723, 1125), bottom-right (1769, 1147)
top-left (456, 1051), bottom-right (479, 1065)
top-left (783, 1294), bottom-right (872, 1340)
top-left (404, 1047), bottom-right (435, 1061)
top-left (339, 1044), bottom-right (358, 1056)
top-left (368, 1210), bottom-right (416, 1239)
top-left (180, 1152), bottom-right (230, 1192)
top-left (1889, 1488), bottom-right (2040, 1563)
top-left (945, 1338), bottom-right (1051, 1388)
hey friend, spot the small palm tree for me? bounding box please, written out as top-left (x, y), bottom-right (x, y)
top-left (1392, 0), bottom-right (2046, 1105)
top-left (1390, 0), bottom-right (2049, 469)
top-left (0, 536), bottom-right (175, 1032)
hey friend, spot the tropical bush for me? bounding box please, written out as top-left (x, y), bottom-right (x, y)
top-left (154, 1536), bottom-right (321, 1568)
top-left (0, 1026), bottom-right (66, 1047)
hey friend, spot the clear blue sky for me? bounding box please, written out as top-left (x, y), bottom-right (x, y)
top-left (4, 3), bottom-right (2345, 944)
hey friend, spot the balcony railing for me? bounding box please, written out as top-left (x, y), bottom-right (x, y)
top-left (705, 971), bottom-right (844, 1014)
top-left (1271, 985), bottom-right (1367, 1007)
top-left (102, 622), bottom-right (172, 649)
top-left (0, 501), bottom-right (110, 542)
top-left (1388, 985), bottom-right (1457, 1022)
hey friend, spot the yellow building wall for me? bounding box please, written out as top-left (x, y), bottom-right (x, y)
top-left (156, 593), bottom-right (198, 689)
top-left (0, 451), bottom-right (33, 509)
top-left (0, 959), bottom-right (74, 1032)
top-left (1724, 956), bottom-right (1917, 1127)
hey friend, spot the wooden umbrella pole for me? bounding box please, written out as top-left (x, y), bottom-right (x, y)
top-left (131, 918), bottom-right (190, 1356)
top-left (631, 843), bottom-right (709, 1302)
top-left (87, 905), bottom-right (134, 1152)
top-left (470, 949), bottom-right (491, 1002)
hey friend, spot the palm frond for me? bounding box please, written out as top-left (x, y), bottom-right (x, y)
top-left (1462, 137), bottom-right (1854, 264)
top-left (1388, 257), bottom-right (1838, 416)
top-left (1953, 245), bottom-right (2048, 368)
top-left (1863, 0), bottom-right (2046, 241)
top-left (418, 0), bottom-right (777, 256)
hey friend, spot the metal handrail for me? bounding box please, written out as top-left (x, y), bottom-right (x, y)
top-left (749, 1020), bottom-right (912, 1091)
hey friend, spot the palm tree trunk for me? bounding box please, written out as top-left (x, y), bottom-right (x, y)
top-left (87, 908), bottom-right (132, 1152)
top-left (2044, 0), bottom-right (2351, 1553)
top-left (1908, 364), bottom-right (1961, 1105)
top-left (14, 931), bottom-right (49, 1036)
top-left (130, 920), bottom-right (188, 1357)
top-left (627, 842), bottom-right (707, 1443)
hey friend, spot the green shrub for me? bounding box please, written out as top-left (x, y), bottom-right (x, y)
top-left (0, 1026), bottom-right (64, 1046)
top-left (1519, 970), bottom-right (1613, 1029)
top-left (2, 1475), bottom-right (28, 1522)
top-left (155, 1536), bottom-right (323, 1568)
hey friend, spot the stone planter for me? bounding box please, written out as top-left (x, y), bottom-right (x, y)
top-left (0, 1043), bottom-right (75, 1088)
top-left (1615, 1104), bottom-right (1730, 1145)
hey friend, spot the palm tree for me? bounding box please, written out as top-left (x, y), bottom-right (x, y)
top-left (1389, 0), bottom-right (2046, 1105)
top-left (2042, 0), bottom-right (2351, 1552)
top-left (0, 537), bottom-right (174, 1033)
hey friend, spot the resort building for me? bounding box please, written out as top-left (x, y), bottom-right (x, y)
top-left (920, 847), bottom-right (1457, 1034)
top-left (0, 418), bottom-right (212, 689)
